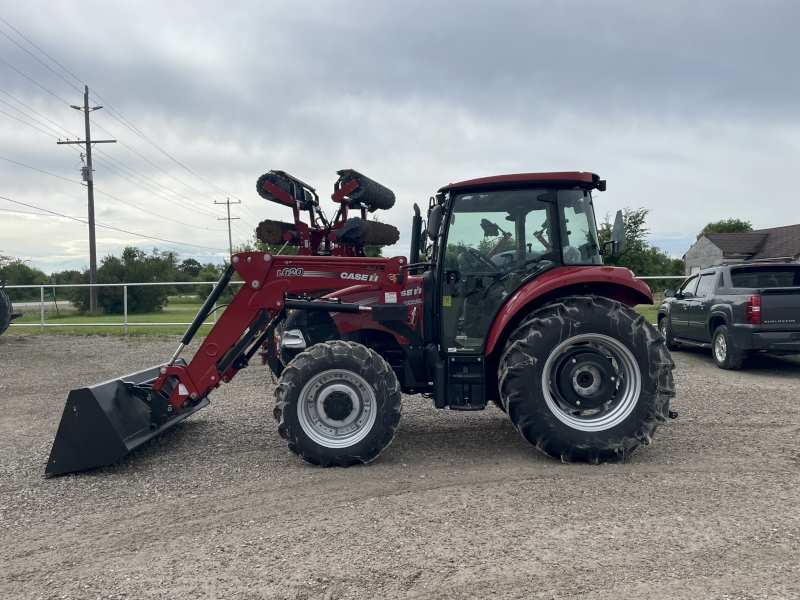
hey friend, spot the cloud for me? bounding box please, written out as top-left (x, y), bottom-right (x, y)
top-left (1, 0), bottom-right (799, 272)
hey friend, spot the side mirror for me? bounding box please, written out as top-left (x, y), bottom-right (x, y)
top-left (682, 291), bottom-right (694, 299)
top-left (601, 210), bottom-right (626, 255)
top-left (664, 289), bottom-right (677, 298)
top-left (610, 210), bottom-right (626, 253)
top-left (427, 205), bottom-right (443, 241)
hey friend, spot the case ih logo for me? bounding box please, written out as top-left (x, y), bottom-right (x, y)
top-left (401, 287), bottom-right (422, 297)
top-left (340, 272), bottom-right (379, 282)
top-left (276, 268), bottom-right (304, 277)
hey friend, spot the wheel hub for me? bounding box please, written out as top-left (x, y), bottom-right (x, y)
top-left (541, 334), bottom-right (642, 433)
top-left (297, 370), bottom-right (377, 448)
top-left (553, 349), bottom-right (619, 410)
top-left (323, 391), bottom-right (354, 421)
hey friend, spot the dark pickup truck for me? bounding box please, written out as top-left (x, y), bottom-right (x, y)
top-left (658, 263), bottom-right (800, 369)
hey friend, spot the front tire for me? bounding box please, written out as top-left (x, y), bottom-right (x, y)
top-left (499, 296), bottom-right (675, 464)
top-left (274, 341), bottom-right (402, 466)
top-left (712, 325), bottom-right (744, 370)
top-left (659, 315), bottom-right (679, 351)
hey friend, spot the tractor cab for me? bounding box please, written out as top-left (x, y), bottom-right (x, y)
top-left (411, 172), bottom-right (622, 410)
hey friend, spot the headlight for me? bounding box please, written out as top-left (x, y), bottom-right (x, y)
top-left (279, 329), bottom-right (307, 349)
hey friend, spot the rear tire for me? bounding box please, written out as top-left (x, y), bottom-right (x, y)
top-left (0, 289), bottom-right (13, 337)
top-left (712, 325), bottom-right (744, 370)
top-left (274, 340), bottom-right (402, 466)
top-left (659, 315), bottom-right (679, 351)
top-left (499, 296), bottom-right (675, 464)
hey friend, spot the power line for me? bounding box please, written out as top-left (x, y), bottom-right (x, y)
top-left (0, 107), bottom-right (60, 138)
top-left (90, 155), bottom-right (225, 218)
top-left (0, 195), bottom-right (227, 252)
top-left (89, 120), bottom-right (230, 213)
top-left (0, 56), bottom-right (71, 106)
top-left (0, 20), bottom-right (262, 231)
top-left (0, 17), bottom-right (86, 88)
top-left (0, 19), bottom-right (256, 244)
top-left (0, 87), bottom-right (234, 222)
top-left (0, 97), bottom-right (71, 138)
top-left (0, 154), bottom-right (81, 183)
top-left (0, 154), bottom-right (229, 232)
top-left (0, 29), bottom-right (83, 94)
top-left (0, 87), bottom-right (79, 138)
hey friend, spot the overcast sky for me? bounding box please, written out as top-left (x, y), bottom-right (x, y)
top-left (1, 0), bottom-right (798, 273)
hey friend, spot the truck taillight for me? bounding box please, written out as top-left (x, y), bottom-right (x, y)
top-left (746, 295), bottom-right (761, 325)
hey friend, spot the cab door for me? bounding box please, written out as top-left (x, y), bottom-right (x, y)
top-left (437, 188), bottom-right (556, 408)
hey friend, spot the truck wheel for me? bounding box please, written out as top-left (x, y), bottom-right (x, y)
top-left (498, 296), bottom-right (675, 464)
top-left (0, 289), bottom-right (13, 337)
top-left (274, 340), bottom-right (402, 466)
top-left (712, 325), bottom-right (744, 370)
top-left (658, 316), bottom-right (679, 351)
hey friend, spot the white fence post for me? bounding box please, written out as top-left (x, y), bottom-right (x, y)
top-left (40, 286), bottom-right (45, 332)
top-left (124, 286), bottom-right (128, 335)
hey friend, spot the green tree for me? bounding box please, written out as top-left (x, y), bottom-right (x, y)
top-left (598, 208), bottom-right (684, 292)
top-left (179, 258), bottom-right (203, 277)
top-left (697, 219), bottom-right (753, 239)
top-left (71, 247), bottom-right (179, 314)
top-left (0, 253), bottom-right (49, 301)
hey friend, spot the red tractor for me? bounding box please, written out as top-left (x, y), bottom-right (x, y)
top-left (46, 170), bottom-right (675, 475)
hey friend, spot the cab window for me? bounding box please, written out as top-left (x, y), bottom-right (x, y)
top-left (440, 189), bottom-right (555, 352)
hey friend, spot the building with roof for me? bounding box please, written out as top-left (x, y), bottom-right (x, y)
top-left (683, 224), bottom-right (800, 275)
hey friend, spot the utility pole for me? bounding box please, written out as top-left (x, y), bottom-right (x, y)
top-left (216, 198), bottom-right (241, 259)
top-left (57, 85), bottom-right (116, 315)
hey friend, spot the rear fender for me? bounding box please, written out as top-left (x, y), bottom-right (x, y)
top-left (485, 266), bottom-right (652, 356)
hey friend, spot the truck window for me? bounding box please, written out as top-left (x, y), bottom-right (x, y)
top-left (730, 267), bottom-right (800, 288)
top-left (680, 275), bottom-right (699, 296)
top-left (694, 274), bottom-right (714, 298)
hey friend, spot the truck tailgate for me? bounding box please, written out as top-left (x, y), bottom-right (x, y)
top-left (761, 288), bottom-right (800, 331)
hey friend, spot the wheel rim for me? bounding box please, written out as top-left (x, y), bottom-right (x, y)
top-left (297, 369), bottom-right (377, 448)
top-left (659, 320), bottom-right (667, 338)
top-left (714, 334), bottom-right (727, 362)
top-left (541, 333), bottom-right (642, 432)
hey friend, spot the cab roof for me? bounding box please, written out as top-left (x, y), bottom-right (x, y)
top-left (438, 171), bottom-right (602, 193)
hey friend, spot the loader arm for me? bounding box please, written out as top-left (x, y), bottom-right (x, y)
top-left (151, 253), bottom-right (408, 412)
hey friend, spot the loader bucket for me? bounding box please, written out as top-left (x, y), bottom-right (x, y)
top-left (45, 361), bottom-right (209, 476)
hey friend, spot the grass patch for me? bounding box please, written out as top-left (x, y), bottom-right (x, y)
top-left (10, 305), bottom-right (223, 336)
top-left (635, 305), bottom-right (658, 324)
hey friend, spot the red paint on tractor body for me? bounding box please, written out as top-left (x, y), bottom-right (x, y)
top-left (439, 171), bottom-right (600, 193)
top-left (484, 265), bottom-right (653, 355)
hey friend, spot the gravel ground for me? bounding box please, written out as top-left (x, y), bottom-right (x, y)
top-left (1, 334), bottom-right (799, 599)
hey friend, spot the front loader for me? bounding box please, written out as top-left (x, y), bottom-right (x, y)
top-left (46, 170), bottom-right (676, 476)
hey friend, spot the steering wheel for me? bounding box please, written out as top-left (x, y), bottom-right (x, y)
top-left (462, 247), bottom-right (498, 272)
